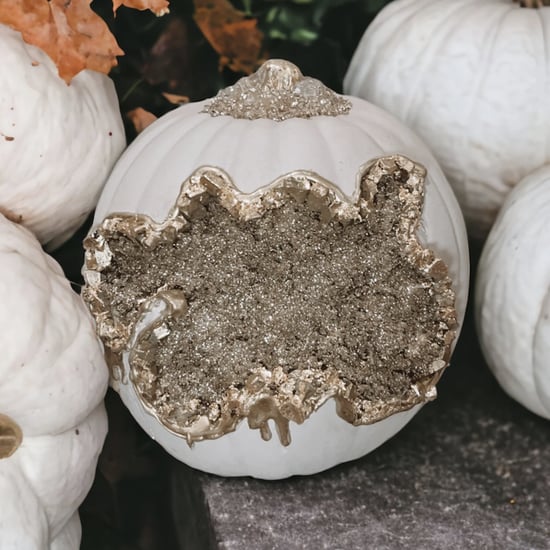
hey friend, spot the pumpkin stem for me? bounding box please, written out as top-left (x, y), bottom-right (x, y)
top-left (517, 0), bottom-right (550, 7)
top-left (203, 59), bottom-right (351, 121)
top-left (0, 414), bottom-right (23, 459)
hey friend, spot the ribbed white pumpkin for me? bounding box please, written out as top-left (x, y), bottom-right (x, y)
top-left (0, 24), bottom-right (126, 249)
top-left (476, 164), bottom-right (550, 419)
top-left (86, 60), bottom-right (469, 479)
top-left (0, 214), bottom-right (108, 549)
top-left (344, 0), bottom-right (550, 239)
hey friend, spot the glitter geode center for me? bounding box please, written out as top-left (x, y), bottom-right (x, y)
top-left (83, 156), bottom-right (456, 445)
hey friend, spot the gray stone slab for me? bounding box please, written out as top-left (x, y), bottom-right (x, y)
top-left (170, 307), bottom-right (550, 550)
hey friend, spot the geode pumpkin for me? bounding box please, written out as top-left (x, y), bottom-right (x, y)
top-left (83, 60), bottom-right (469, 479)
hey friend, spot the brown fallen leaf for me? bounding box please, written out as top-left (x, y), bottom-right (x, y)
top-left (113, 0), bottom-right (170, 16)
top-left (0, 0), bottom-right (123, 83)
top-left (141, 16), bottom-right (221, 101)
top-left (162, 92), bottom-right (189, 105)
top-left (127, 107), bottom-right (157, 134)
top-left (193, 0), bottom-right (263, 74)
top-left (142, 17), bottom-right (190, 90)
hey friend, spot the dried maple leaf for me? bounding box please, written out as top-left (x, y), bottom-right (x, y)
top-left (127, 107), bottom-right (157, 134)
top-left (162, 92), bottom-right (189, 105)
top-left (193, 0), bottom-right (263, 74)
top-left (141, 16), bottom-right (221, 100)
top-left (113, 0), bottom-right (170, 16)
top-left (0, 0), bottom-right (123, 83)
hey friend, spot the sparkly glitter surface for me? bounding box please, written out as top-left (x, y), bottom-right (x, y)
top-left (202, 59), bottom-right (351, 121)
top-left (83, 156), bottom-right (456, 444)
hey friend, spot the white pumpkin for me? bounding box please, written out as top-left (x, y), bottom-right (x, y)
top-left (83, 60), bottom-right (469, 479)
top-left (0, 24), bottom-right (126, 249)
top-left (0, 214), bottom-right (108, 549)
top-left (476, 164), bottom-right (550, 419)
top-left (344, 0), bottom-right (550, 239)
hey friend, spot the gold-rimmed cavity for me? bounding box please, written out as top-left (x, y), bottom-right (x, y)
top-left (83, 155), bottom-right (456, 446)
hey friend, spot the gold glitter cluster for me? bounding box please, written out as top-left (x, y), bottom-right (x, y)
top-left (83, 156), bottom-right (457, 446)
top-left (202, 59), bottom-right (351, 121)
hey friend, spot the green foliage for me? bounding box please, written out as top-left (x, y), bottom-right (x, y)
top-left (259, 0), bottom-right (356, 45)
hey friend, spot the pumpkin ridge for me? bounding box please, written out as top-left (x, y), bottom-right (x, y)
top-left (399, 0), bottom-right (476, 126)
top-left (463, 3), bottom-right (516, 161)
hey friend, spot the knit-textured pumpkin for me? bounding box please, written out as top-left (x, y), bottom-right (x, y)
top-left (344, 0), bottom-right (550, 239)
top-left (0, 24), bottom-right (125, 249)
top-left (476, 164), bottom-right (550, 419)
top-left (0, 214), bottom-right (108, 549)
top-left (83, 59), bottom-right (469, 479)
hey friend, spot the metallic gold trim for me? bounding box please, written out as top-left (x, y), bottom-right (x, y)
top-left (83, 155), bottom-right (457, 446)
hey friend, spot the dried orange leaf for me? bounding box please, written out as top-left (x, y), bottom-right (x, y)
top-left (127, 107), bottom-right (157, 134)
top-left (162, 92), bottom-right (189, 105)
top-left (113, 0), bottom-right (170, 16)
top-left (193, 0), bottom-right (263, 74)
top-left (0, 0), bottom-right (123, 83)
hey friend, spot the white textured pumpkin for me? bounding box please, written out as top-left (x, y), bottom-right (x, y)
top-left (344, 0), bottom-right (550, 239)
top-left (476, 164), bottom-right (550, 419)
top-left (84, 60), bottom-right (469, 479)
top-left (0, 24), bottom-right (126, 249)
top-left (0, 214), bottom-right (108, 549)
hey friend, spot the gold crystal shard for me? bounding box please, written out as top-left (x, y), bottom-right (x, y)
top-left (83, 155), bottom-right (457, 446)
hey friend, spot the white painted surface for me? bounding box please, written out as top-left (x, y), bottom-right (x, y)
top-left (476, 164), bottom-right (550, 419)
top-left (0, 215), bottom-right (108, 548)
top-left (0, 24), bottom-right (125, 248)
top-left (92, 90), bottom-right (469, 478)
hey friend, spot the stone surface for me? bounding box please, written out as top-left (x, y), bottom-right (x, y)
top-left (171, 286), bottom-right (550, 550)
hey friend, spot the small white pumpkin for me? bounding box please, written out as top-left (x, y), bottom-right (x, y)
top-left (0, 214), bottom-right (108, 549)
top-left (476, 164), bottom-right (550, 419)
top-left (83, 60), bottom-right (469, 479)
top-left (0, 24), bottom-right (126, 249)
top-left (344, 0), bottom-right (550, 239)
